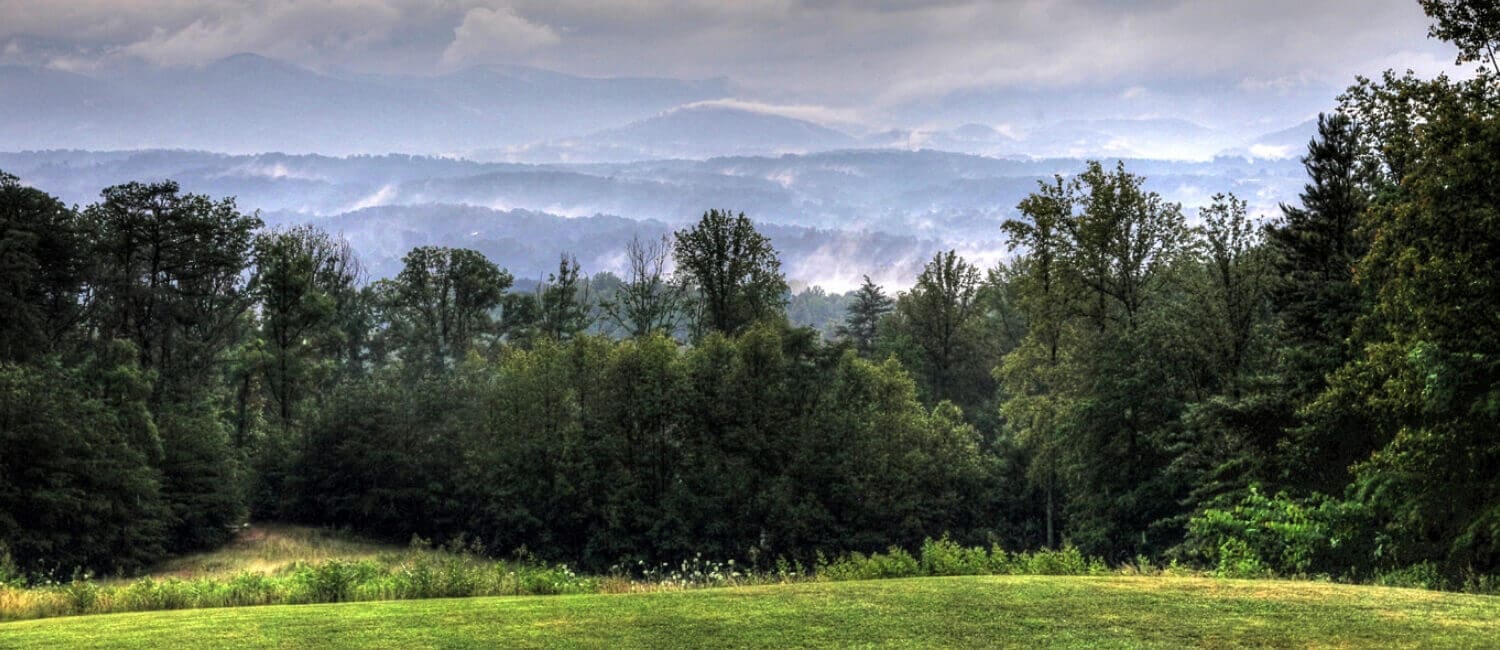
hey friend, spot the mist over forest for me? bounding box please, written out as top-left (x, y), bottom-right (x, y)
top-left (3, 1), bottom-right (1499, 645)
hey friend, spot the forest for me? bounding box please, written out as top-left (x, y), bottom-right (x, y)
top-left (1, 4), bottom-right (1498, 592)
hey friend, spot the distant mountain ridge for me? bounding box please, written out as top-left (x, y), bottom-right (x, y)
top-left (489, 104), bottom-right (861, 162)
top-left (0, 147), bottom-right (1308, 290)
top-left (0, 53), bottom-right (732, 155)
top-left (2, 53), bottom-right (1322, 163)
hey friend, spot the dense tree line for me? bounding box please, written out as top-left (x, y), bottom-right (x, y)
top-left (1, 2), bottom-right (1496, 584)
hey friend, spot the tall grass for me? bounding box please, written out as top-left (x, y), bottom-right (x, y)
top-left (0, 532), bottom-right (1122, 622)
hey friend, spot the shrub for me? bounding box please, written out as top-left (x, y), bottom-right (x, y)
top-left (1375, 563), bottom-right (1449, 591)
top-left (1213, 539), bottom-right (1271, 579)
top-left (1018, 547), bottom-right (1106, 576)
top-left (920, 537), bottom-right (989, 576)
top-left (818, 548), bottom-right (921, 581)
top-left (1185, 486), bottom-right (1374, 578)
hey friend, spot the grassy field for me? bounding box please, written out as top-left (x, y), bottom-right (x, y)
top-left (143, 524), bottom-right (398, 579)
top-left (3, 575), bottom-right (1499, 648)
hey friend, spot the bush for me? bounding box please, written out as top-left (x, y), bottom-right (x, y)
top-left (818, 548), bottom-right (921, 581)
top-left (1213, 539), bottom-right (1271, 579)
top-left (1375, 563), bottom-right (1449, 591)
top-left (920, 537), bottom-right (989, 576)
top-left (1185, 487), bottom-right (1374, 578)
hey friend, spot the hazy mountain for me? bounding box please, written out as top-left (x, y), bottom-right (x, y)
top-left (1013, 118), bottom-right (1230, 160)
top-left (491, 105), bottom-right (860, 163)
top-left (1221, 119), bottom-right (1320, 159)
top-left (0, 148), bottom-right (1306, 289)
top-left (0, 54), bottom-right (731, 154)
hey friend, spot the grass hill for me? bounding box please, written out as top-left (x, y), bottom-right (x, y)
top-left (4, 575), bottom-right (1499, 648)
top-left (3, 525), bottom-right (1498, 647)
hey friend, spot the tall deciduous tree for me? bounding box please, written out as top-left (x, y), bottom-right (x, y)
top-left (896, 251), bottom-right (981, 404)
top-left (251, 225), bottom-right (362, 430)
top-left (601, 234), bottom-right (683, 338)
top-left (1420, 0), bottom-right (1500, 75)
top-left (673, 210), bottom-right (787, 337)
top-left (381, 246), bottom-right (510, 367)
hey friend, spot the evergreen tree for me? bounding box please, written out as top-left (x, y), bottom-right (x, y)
top-left (0, 172), bottom-right (90, 363)
top-left (0, 346), bottom-right (168, 578)
top-left (836, 275), bottom-right (893, 357)
top-left (1264, 113), bottom-right (1375, 491)
top-left (537, 254), bottom-right (593, 341)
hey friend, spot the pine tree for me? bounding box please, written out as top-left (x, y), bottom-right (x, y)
top-left (1264, 113), bottom-right (1373, 491)
top-left (836, 275), bottom-right (892, 357)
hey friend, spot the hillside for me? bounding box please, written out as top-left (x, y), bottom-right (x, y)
top-left (4, 576), bottom-right (1497, 648)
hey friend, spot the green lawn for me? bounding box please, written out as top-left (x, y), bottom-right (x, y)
top-left (2, 575), bottom-right (1497, 648)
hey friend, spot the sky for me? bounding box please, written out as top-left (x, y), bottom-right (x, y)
top-left (0, 0), bottom-right (1468, 131)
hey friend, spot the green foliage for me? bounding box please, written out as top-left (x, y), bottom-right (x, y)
top-left (0, 354), bottom-right (168, 579)
top-left (1418, 0), bottom-right (1500, 74)
top-left (1185, 487), bottom-right (1375, 578)
top-left (1000, 160), bottom-right (1193, 560)
top-left (888, 251), bottom-right (991, 406)
top-left (836, 276), bottom-right (892, 356)
top-left (672, 210), bottom-right (788, 336)
top-left (1323, 70), bottom-right (1500, 573)
top-left (1374, 562), bottom-right (1449, 590)
top-left (536, 253), bottom-right (594, 341)
top-left (0, 171), bottom-right (89, 363)
top-left (817, 538), bottom-right (1105, 582)
top-left (377, 246), bottom-right (511, 367)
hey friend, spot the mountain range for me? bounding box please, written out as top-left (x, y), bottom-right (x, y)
top-left (1, 53), bottom-right (1319, 162)
top-left (0, 148), bottom-right (1307, 291)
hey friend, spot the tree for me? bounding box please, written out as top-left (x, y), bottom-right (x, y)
top-left (0, 172), bottom-right (90, 363)
top-left (999, 161), bottom-right (1192, 559)
top-left (0, 345), bottom-right (168, 578)
top-left (601, 235), bottom-right (684, 338)
top-left (82, 181), bottom-right (260, 552)
top-left (1263, 113), bottom-right (1374, 491)
top-left (1319, 70), bottom-right (1500, 571)
top-left (836, 276), bottom-right (893, 357)
top-left (1420, 0), bottom-right (1500, 75)
top-left (84, 181), bottom-right (263, 402)
top-left (895, 251), bottom-right (982, 404)
top-left (251, 226), bottom-right (362, 430)
top-left (537, 253), bottom-right (593, 341)
top-left (1197, 193), bottom-right (1270, 392)
top-left (381, 246), bottom-right (510, 367)
top-left (673, 210), bottom-right (788, 337)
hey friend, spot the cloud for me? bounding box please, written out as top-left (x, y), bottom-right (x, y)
top-left (678, 99), bottom-right (865, 128)
top-left (441, 5), bottom-right (559, 66)
top-left (0, 0), bottom-right (1467, 122)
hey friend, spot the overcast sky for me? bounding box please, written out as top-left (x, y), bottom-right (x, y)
top-left (0, 0), bottom-right (1467, 129)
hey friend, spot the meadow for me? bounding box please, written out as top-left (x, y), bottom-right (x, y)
top-left (4, 525), bottom-right (1499, 648)
top-left (4, 575), bottom-right (1499, 648)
